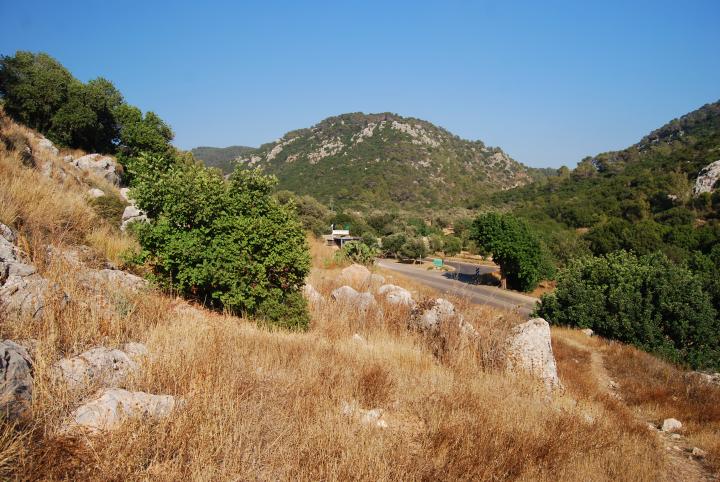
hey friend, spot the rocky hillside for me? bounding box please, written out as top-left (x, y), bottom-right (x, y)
top-left (198, 112), bottom-right (540, 210)
top-left (190, 145), bottom-right (256, 173)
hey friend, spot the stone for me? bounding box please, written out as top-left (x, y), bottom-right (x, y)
top-left (121, 204), bottom-right (148, 231)
top-left (0, 340), bottom-right (33, 419)
top-left (79, 268), bottom-right (147, 292)
top-left (671, 433), bottom-right (682, 440)
top-left (661, 418), bottom-right (682, 433)
top-left (70, 154), bottom-right (120, 185)
top-left (1, 223), bottom-right (65, 320)
top-left (417, 298), bottom-right (457, 331)
top-left (303, 284), bottom-right (323, 304)
top-left (36, 137), bottom-right (58, 156)
top-left (581, 328), bottom-right (594, 337)
top-left (64, 388), bottom-right (176, 433)
top-left (691, 447), bottom-right (707, 458)
top-left (331, 286), bottom-right (378, 313)
top-left (693, 160), bottom-right (720, 196)
top-left (507, 318), bottom-right (561, 390)
top-left (340, 264), bottom-right (384, 286)
top-left (377, 284), bottom-right (415, 307)
top-left (119, 187), bottom-right (131, 202)
top-left (54, 345), bottom-right (145, 389)
top-left (87, 188), bottom-right (105, 198)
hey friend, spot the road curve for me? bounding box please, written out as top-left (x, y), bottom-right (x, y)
top-left (376, 259), bottom-right (539, 317)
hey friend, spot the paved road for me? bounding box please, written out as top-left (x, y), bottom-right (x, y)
top-left (376, 259), bottom-right (539, 317)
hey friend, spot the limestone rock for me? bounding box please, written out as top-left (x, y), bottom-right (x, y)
top-left (661, 418), bottom-right (682, 433)
top-left (692, 447), bottom-right (707, 458)
top-left (581, 328), bottom-right (594, 337)
top-left (340, 264), bottom-right (384, 286)
top-left (331, 286), bottom-right (378, 313)
top-left (64, 388), bottom-right (176, 433)
top-left (0, 340), bottom-right (33, 419)
top-left (36, 137), bottom-right (59, 156)
top-left (507, 318), bottom-right (561, 390)
top-left (694, 160), bottom-right (720, 196)
top-left (303, 284), bottom-right (323, 304)
top-left (120, 204), bottom-right (148, 231)
top-left (87, 188), bottom-right (105, 198)
top-left (79, 268), bottom-right (147, 292)
top-left (416, 298), bottom-right (457, 331)
top-left (69, 154), bottom-right (120, 185)
top-left (55, 345), bottom-right (145, 389)
top-left (377, 284), bottom-right (415, 307)
top-left (1, 223), bottom-right (64, 320)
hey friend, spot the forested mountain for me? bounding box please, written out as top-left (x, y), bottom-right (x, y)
top-left (190, 145), bottom-right (256, 173)
top-left (196, 113), bottom-right (543, 210)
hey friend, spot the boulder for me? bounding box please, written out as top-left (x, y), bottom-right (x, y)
top-left (661, 418), bottom-right (682, 433)
top-left (0, 340), bottom-right (33, 419)
top-left (87, 188), bottom-right (105, 198)
top-left (69, 154), bottom-right (120, 185)
top-left (340, 264), bottom-right (384, 286)
top-left (79, 268), bottom-right (147, 292)
top-left (416, 298), bottom-right (457, 331)
top-left (120, 204), bottom-right (148, 231)
top-left (581, 328), bottom-right (594, 337)
top-left (36, 137), bottom-right (59, 156)
top-left (1, 223), bottom-right (64, 320)
top-left (303, 284), bottom-right (323, 304)
top-left (64, 388), bottom-right (177, 433)
top-left (377, 284), bottom-right (415, 307)
top-left (693, 160), bottom-right (720, 196)
top-left (54, 345), bottom-right (146, 389)
top-left (507, 318), bottom-right (561, 390)
top-left (331, 286), bottom-right (378, 313)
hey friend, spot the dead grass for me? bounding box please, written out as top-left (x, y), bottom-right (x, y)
top-left (0, 111), bottom-right (681, 480)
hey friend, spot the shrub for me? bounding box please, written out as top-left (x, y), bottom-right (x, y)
top-left (470, 212), bottom-right (554, 291)
top-left (130, 154), bottom-right (311, 328)
top-left (335, 240), bottom-right (378, 266)
top-left (538, 251), bottom-right (720, 369)
top-left (381, 233), bottom-right (406, 258)
top-left (400, 237), bottom-right (427, 262)
top-left (443, 235), bottom-right (462, 256)
top-left (89, 194), bottom-right (127, 225)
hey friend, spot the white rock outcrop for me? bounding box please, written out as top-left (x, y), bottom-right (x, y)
top-left (87, 188), bottom-right (105, 198)
top-left (1, 223), bottom-right (64, 320)
top-left (119, 188), bottom-right (148, 231)
top-left (69, 154), bottom-right (121, 185)
top-left (64, 388), bottom-right (177, 433)
top-left (507, 318), bottom-right (561, 390)
top-left (377, 284), bottom-right (415, 307)
top-left (54, 344), bottom-right (147, 389)
top-left (339, 264), bottom-right (384, 286)
top-left (661, 418), bottom-right (683, 433)
top-left (303, 284), bottom-right (323, 304)
top-left (694, 160), bottom-right (720, 196)
top-left (36, 137), bottom-right (59, 156)
top-left (331, 286), bottom-right (378, 313)
top-left (79, 268), bottom-right (147, 292)
top-left (416, 298), bottom-right (458, 331)
top-left (0, 340), bottom-right (33, 419)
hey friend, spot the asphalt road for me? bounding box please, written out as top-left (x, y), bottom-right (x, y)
top-left (376, 259), bottom-right (539, 317)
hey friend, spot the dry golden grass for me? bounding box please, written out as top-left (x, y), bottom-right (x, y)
top-left (0, 112), bottom-right (692, 480)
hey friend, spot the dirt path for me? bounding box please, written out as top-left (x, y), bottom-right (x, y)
top-left (554, 331), bottom-right (716, 482)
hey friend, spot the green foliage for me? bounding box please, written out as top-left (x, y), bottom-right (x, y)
top-left (130, 155), bottom-right (311, 328)
top-left (381, 233), bottom-right (406, 258)
top-left (443, 235), bottom-right (462, 256)
top-left (471, 213), bottom-right (554, 291)
top-left (538, 251), bottom-right (720, 370)
top-left (335, 241), bottom-right (379, 266)
top-left (428, 234), bottom-right (444, 253)
top-left (399, 237), bottom-right (427, 261)
top-left (89, 194), bottom-right (127, 225)
top-left (191, 145), bottom-right (257, 174)
top-left (275, 190), bottom-right (332, 237)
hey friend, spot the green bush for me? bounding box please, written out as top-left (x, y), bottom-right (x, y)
top-left (470, 212), bottom-right (554, 291)
top-left (399, 237), bottom-right (427, 261)
top-left (130, 153), bottom-right (311, 329)
top-left (381, 233), bottom-right (406, 258)
top-left (89, 194), bottom-right (127, 225)
top-left (335, 240), bottom-right (378, 266)
top-left (538, 251), bottom-right (720, 369)
top-left (443, 235), bottom-right (462, 256)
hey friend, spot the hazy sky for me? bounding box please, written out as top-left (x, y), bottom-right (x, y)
top-left (1, 0), bottom-right (718, 168)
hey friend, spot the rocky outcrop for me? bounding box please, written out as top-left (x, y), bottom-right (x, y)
top-left (331, 286), bottom-right (378, 313)
top-left (662, 418), bottom-right (682, 433)
top-left (339, 264), bottom-right (384, 287)
top-left (377, 284), bottom-right (415, 307)
top-left (87, 188), bottom-right (105, 198)
top-left (120, 188), bottom-right (148, 231)
top-left (409, 298), bottom-right (477, 336)
top-left (0, 340), bottom-right (33, 419)
top-left (1, 223), bottom-right (65, 320)
top-left (63, 388), bottom-right (177, 433)
top-left (694, 160), bottom-right (720, 196)
top-left (303, 284), bottom-right (323, 304)
top-left (68, 154), bottom-right (121, 185)
top-left (54, 344), bottom-right (147, 389)
top-left (35, 137), bottom-right (59, 156)
top-left (506, 318), bottom-right (561, 390)
top-left (79, 268), bottom-right (147, 292)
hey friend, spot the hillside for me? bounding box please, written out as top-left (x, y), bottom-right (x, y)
top-left (190, 145), bottom-right (256, 173)
top-left (203, 112), bottom-right (541, 210)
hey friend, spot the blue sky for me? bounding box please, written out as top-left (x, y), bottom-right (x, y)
top-left (1, 0), bottom-right (718, 168)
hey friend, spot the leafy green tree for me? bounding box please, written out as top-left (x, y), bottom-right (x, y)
top-left (538, 251), bottom-right (719, 369)
top-left (49, 78), bottom-right (124, 152)
top-left (130, 155), bottom-right (311, 329)
top-left (428, 234), bottom-right (444, 253)
top-left (471, 212), bottom-right (554, 291)
top-left (381, 233), bottom-right (406, 258)
top-left (0, 51), bottom-right (73, 132)
top-left (443, 236), bottom-right (462, 256)
top-left (400, 237), bottom-right (427, 262)
top-left (115, 104), bottom-right (175, 179)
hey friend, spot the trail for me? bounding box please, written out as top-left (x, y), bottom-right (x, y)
top-left (554, 332), bottom-right (716, 482)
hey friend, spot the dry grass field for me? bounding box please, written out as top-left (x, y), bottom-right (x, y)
top-left (1, 111), bottom-right (718, 480)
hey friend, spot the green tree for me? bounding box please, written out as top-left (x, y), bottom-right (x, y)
top-left (115, 104), bottom-right (175, 179)
top-left (381, 233), bottom-right (406, 258)
top-left (470, 212), bottom-right (554, 291)
top-left (130, 155), bottom-right (311, 329)
top-left (0, 51), bottom-right (73, 132)
top-left (400, 237), bottom-right (427, 262)
top-left (538, 251), bottom-right (719, 369)
top-left (443, 235), bottom-right (462, 256)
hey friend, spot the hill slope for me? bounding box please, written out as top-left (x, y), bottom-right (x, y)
top-left (191, 145), bottom-right (256, 173)
top-left (203, 112), bottom-right (539, 210)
